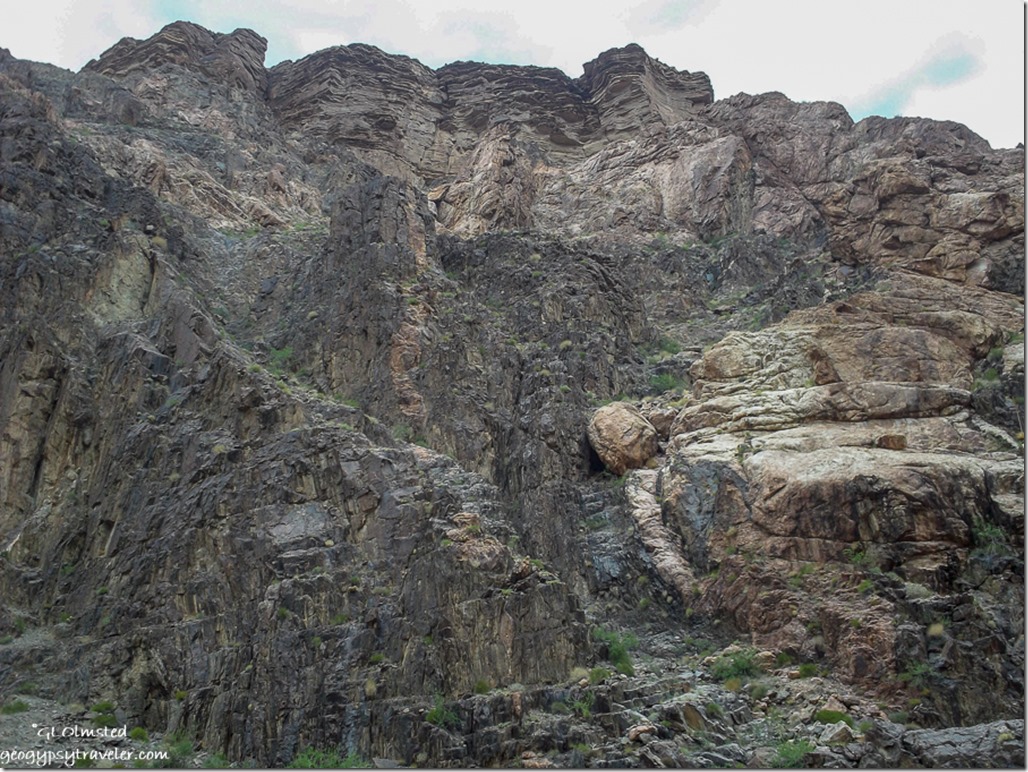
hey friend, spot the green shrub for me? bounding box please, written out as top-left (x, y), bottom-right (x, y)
top-left (592, 628), bottom-right (637, 676)
top-left (797, 663), bottom-right (819, 678)
top-left (772, 739), bottom-right (814, 768)
top-left (288, 748), bottom-right (371, 768)
top-left (971, 517), bottom-right (1010, 559)
top-left (158, 736), bottom-right (194, 768)
top-left (91, 700), bottom-right (116, 713)
top-left (710, 648), bottom-right (762, 681)
top-left (749, 682), bottom-right (769, 701)
top-left (898, 661), bottom-right (933, 689)
top-left (426, 695), bottom-right (460, 729)
top-left (129, 727), bottom-right (149, 742)
top-left (814, 709), bottom-right (854, 727)
top-left (473, 679), bottom-right (491, 695)
top-left (570, 692), bottom-right (594, 718)
top-left (1, 700), bottom-right (29, 714)
top-left (588, 667), bottom-right (611, 685)
top-left (269, 346), bottom-right (294, 373)
top-left (705, 701), bottom-right (723, 719)
top-left (649, 373), bottom-right (685, 393)
top-left (203, 753), bottom-right (229, 768)
top-left (369, 653), bottom-right (385, 665)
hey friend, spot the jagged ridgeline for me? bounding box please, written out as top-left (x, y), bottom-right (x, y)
top-left (0, 19), bottom-right (1023, 768)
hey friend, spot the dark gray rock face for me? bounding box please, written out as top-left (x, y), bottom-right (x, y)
top-left (0, 20), bottom-right (1023, 768)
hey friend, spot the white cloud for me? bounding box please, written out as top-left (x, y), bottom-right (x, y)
top-left (4, 0), bottom-right (162, 68)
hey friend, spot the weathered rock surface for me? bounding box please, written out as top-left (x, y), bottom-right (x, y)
top-left (0, 19), bottom-right (1023, 769)
top-left (587, 403), bottom-right (659, 475)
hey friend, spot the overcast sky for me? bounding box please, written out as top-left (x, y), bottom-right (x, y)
top-left (5, 0), bottom-right (1024, 148)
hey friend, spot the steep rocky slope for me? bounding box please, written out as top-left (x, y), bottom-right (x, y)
top-left (0, 21), bottom-right (1023, 768)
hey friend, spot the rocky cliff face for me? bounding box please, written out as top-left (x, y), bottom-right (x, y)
top-left (0, 21), bottom-right (1023, 768)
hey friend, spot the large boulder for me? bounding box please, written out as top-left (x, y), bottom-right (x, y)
top-left (588, 402), bottom-right (660, 475)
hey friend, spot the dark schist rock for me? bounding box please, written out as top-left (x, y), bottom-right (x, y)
top-left (84, 20), bottom-right (269, 94)
top-left (0, 19), bottom-right (1023, 769)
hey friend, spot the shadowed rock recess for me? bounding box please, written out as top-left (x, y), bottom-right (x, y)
top-left (0, 20), bottom-right (1023, 768)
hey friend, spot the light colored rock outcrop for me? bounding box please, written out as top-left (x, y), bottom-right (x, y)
top-left (587, 402), bottom-right (660, 475)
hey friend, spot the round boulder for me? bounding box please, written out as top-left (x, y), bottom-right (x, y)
top-left (588, 402), bottom-right (660, 475)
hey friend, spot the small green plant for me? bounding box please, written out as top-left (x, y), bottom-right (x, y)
top-left (570, 692), bottom-right (595, 718)
top-left (857, 578), bottom-right (874, 594)
top-left (277, 606), bottom-right (290, 620)
top-left (473, 679), bottom-right (491, 695)
top-left (369, 653), bottom-right (385, 665)
top-left (311, 636), bottom-right (322, 649)
top-left (971, 516), bottom-right (1010, 559)
top-left (843, 546), bottom-right (874, 568)
top-left (96, 586), bottom-right (109, 596)
top-left (91, 700), bottom-right (116, 713)
top-left (814, 709), bottom-right (854, 727)
top-left (288, 747), bottom-right (371, 768)
top-left (710, 648), bottom-right (762, 681)
top-left (772, 739), bottom-right (814, 768)
top-left (160, 735), bottom-right (194, 768)
top-left (797, 663), bottom-right (819, 678)
top-left (174, 690), bottom-right (188, 701)
top-left (203, 753), bottom-right (230, 768)
top-left (330, 613), bottom-right (349, 625)
top-left (268, 346), bottom-right (294, 373)
top-left (898, 661), bottom-right (933, 689)
top-left (749, 682), bottom-right (769, 701)
top-left (593, 627), bottom-right (638, 676)
top-left (426, 694), bottom-right (460, 729)
top-left (589, 667), bottom-right (611, 684)
top-left (705, 701), bottom-right (724, 719)
top-left (1, 699), bottom-right (30, 714)
top-left (0, 635), bottom-right (13, 645)
top-left (129, 727), bottom-right (149, 742)
top-left (649, 372), bottom-right (685, 393)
